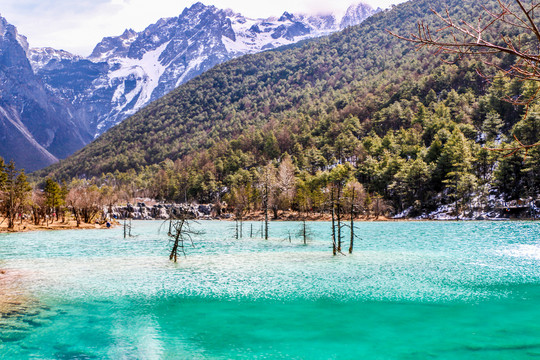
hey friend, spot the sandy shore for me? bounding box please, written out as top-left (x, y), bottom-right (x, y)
top-left (0, 217), bottom-right (115, 233)
top-left (0, 212), bottom-right (390, 234)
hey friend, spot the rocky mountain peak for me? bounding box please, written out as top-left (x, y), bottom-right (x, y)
top-left (181, 2), bottom-right (219, 20)
top-left (89, 27), bottom-right (138, 60)
top-left (279, 12), bottom-right (295, 22)
top-left (121, 28), bottom-right (137, 39)
top-left (340, 3), bottom-right (379, 29)
top-left (0, 15), bottom-right (29, 54)
top-left (0, 16), bottom-right (90, 171)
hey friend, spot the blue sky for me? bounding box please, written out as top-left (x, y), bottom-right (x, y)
top-left (1, 0), bottom-right (406, 56)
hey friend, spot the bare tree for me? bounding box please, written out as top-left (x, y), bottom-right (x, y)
top-left (166, 217), bottom-right (202, 262)
top-left (228, 185), bottom-right (251, 239)
top-left (343, 181), bottom-right (366, 254)
top-left (275, 155), bottom-right (297, 216)
top-left (328, 165), bottom-right (351, 254)
top-left (31, 190), bottom-right (46, 226)
top-left (66, 184), bottom-right (103, 227)
top-left (258, 163), bottom-right (277, 239)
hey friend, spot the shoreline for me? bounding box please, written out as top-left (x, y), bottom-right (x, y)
top-left (1, 213), bottom-right (535, 234)
top-left (0, 218), bottom-right (115, 234)
top-left (234, 210), bottom-right (391, 222)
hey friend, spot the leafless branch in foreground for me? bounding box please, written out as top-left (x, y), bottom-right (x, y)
top-left (389, 0), bottom-right (540, 155)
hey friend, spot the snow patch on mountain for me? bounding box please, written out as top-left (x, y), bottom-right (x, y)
top-left (175, 56), bottom-right (206, 87)
top-left (108, 40), bottom-right (170, 116)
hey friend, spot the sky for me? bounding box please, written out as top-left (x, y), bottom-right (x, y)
top-left (1, 0), bottom-right (407, 56)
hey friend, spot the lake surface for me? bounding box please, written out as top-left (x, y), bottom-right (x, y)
top-left (1, 220), bottom-right (540, 359)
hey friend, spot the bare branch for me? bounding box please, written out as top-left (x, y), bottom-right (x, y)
top-left (390, 0), bottom-right (540, 154)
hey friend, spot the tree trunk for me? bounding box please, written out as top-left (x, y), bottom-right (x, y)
top-left (349, 187), bottom-right (355, 254)
top-left (331, 189), bottom-right (336, 256)
top-left (7, 209), bottom-right (14, 229)
top-left (303, 219), bottom-right (307, 245)
top-left (337, 184), bottom-right (342, 252)
top-left (264, 182), bottom-right (269, 240)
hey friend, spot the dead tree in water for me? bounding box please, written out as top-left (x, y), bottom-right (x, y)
top-left (264, 181), bottom-right (269, 240)
top-left (123, 217), bottom-right (133, 238)
top-left (343, 180), bottom-right (366, 254)
top-left (349, 187), bottom-right (356, 254)
top-left (331, 188), bottom-right (337, 256)
top-left (297, 218), bottom-right (312, 245)
top-left (166, 217), bottom-right (202, 262)
top-left (258, 163), bottom-right (277, 240)
top-left (336, 182), bottom-right (343, 253)
top-left (328, 164), bottom-right (351, 256)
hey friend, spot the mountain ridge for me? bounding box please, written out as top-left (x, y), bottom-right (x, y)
top-left (30, 1), bottom-right (378, 137)
top-left (0, 2), bottom-right (378, 171)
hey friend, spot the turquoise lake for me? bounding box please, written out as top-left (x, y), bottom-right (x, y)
top-left (1, 220), bottom-right (540, 359)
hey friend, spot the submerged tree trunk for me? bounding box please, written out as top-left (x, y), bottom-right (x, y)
top-left (169, 219), bottom-right (185, 262)
top-left (337, 184), bottom-right (342, 253)
top-left (264, 182), bottom-right (269, 240)
top-left (349, 187), bottom-right (355, 254)
top-left (303, 219), bottom-right (307, 245)
top-left (167, 217), bottom-right (200, 262)
top-left (331, 189), bottom-right (336, 256)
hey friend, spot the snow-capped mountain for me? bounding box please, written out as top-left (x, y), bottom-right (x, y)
top-left (30, 2), bottom-right (379, 137)
top-left (0, 2), bottom-right (378, 170)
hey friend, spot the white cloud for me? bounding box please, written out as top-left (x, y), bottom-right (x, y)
top-left (1, 0), bottom-right (406, 56)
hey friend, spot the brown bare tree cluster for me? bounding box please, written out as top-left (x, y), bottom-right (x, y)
top-left (66, 184), bottom-right (104, 227)
top-left (0, 159), bottom-right (120, 230)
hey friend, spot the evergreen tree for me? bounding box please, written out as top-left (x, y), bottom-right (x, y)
top-left (1, 161), bottom-right (31, 229)
top-left (44, 178), bottom-right (63, 222)
top-left (482, 111), bottom-right (504, 142)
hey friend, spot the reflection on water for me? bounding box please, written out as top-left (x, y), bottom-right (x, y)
top-left (1, 221), bottom-right (540, 358)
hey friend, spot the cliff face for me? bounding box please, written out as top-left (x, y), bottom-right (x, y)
top-left (0, 16), bottom-right (91, 171)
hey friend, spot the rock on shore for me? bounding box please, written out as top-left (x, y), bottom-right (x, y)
top-left (105, 202), bottom-right (218, 220)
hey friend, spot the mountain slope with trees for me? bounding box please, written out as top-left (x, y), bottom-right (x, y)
top-left (38, 0), bottom-right (540, 218)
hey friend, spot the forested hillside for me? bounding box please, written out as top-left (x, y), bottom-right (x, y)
top-left (37, 0), bottom-right (540, 218)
